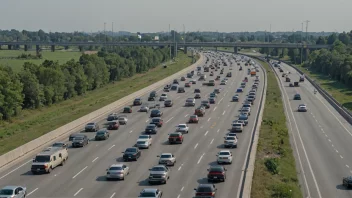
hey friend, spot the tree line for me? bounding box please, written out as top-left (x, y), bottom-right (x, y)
top-left (0, 46), bottom-right (169, 120)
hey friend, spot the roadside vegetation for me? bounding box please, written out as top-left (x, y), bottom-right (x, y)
top-left (0, 48), bottom-right (197, 155)
top-left (251, 59), bottom-right (302, 198)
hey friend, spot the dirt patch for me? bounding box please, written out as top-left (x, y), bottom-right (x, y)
top-left (84, 51), bottom-right (98, 55)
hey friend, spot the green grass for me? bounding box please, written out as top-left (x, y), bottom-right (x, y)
top-left (251, 59), bottom-right (302, 198)
top-left (0, 52), bottom-right (197, 155)
top-left (0, 50), bottom-right (82, 71)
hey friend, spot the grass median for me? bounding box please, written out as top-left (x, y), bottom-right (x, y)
top-left (0, 52), bottom-right (198, 155)
top-left (251, 59), bottom-right (302, 198)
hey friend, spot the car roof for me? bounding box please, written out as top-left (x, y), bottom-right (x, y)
top-left (161, 153), bottom-right (173, 155)
top-left (152, 165), bottom-right (167, 168)
top-left (219, 150), bottom-right (231, 153)
top-left (197, 184), bottom-right (215, 188)
top-left (141, 188), bottom-right (158, 193)
top-left (2, 186), bottom-right (20, 190)
top-left (110, 164), bottom-right (124, 168)
top-left (147, 124), bottom-right (156, 127)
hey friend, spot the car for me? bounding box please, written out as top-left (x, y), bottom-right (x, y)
top-left (52, 142), bottom-right (68, 149)
top-left (241, 107), bottom-right (251, 116)
top-left (148, 165), bottom-right (170, 184)
top-left (231, 122), bottom-right (243, 132)
top-left (243, 103), bottom-right (251, 108)
top-left (122, 147), bottom-right (141, 161)
top-left (106, 164), bottom-right (130, 180)
top-left (95, 129), bottom-right (110, 140)
top-left (168, 132), bottom-right (184, 144)
top-left (194, 184), bottom-right (217, 198)
top-left (189, 115), bottom-right (199, 123)
top-left (298, 104), bottom-right (308, 112)
top-left (163, 85), bottom-right (170, 92)
top-left (220, 80), bottom-right (226, 85)
top-left (293, 93), bottom-right (301, 100)
top-left (248, 92), bottom-right (256, 98)
top-left (214, 88), bottom-right (221, 94)
top-left (176, 124), bottom-right (189, 133)
top-left (118, 116), bottom-right (128, 125)
top-left (123, 106), bottom-right (132, 113)
top-left (138, 135), bottom-right (152, 143)
top-left (207, 165), bottom-right (227, 182)
top-left (209, 97), bottom-right (216, 104)
top-left (185, 98), bottom-right (196, 106)
top-left (150, 109), bottom-right (163, 117)
top-left (238, 113), bottom-right (249, 124)
top-left (145, 124), bottom-right (158, 134)
top-left (191, 80), bottom-right (196, 84)
top-left (85, 122), bottom-right (99, 132)
top-left (185, 82), bottom-right (191, 87)
top-left (181, 76), bottom-right (186, 81)
top-left (224, 136), bottom-right (238, 148)
top-left (194, 88), bottom-right (201, 93)
top-left (194, 93), bottom-right (201, 99)
top-left (201, 100), bottom-right (210, 108)
top-left (178, 87), bottom-right (185, 93)
top-left (150, 117), bottom-right (163, 127)
top-left (139, 105), bottom-right (149, 112)
top-left (232, 95), bottom-right (239, 102)
top-left (69, 133), bottom-right (85, 141)
top-left (289, 83), bottom-right (294, 87)
top-left (164, 99), bottom-right (173, 107)
top-left (217, 150), bottom-right (233, 164)
top-left (138, 188), bottom-right (163, 198)
top-left (0, 186), bottom-right (27, 198)
top-left (170, 84), bottom-right (179, 91)
top-left (226, 132), bottom-right (238, 138)
top-left (343, 176), bottom-right (352, 188)
top-left (236, 88), bottom-right (243, 93)
top-left (107, 113), bottom-right (119, 121)
top-left (195, 106), bottom-right (206, 117)
top-left (209, 93), bottom-right (217, 98)
top-left (135, 137), bottom-right (152, 149)
top-left (158, 153), bottom-right (176, 166)
top-left (148, 91), bottom-right (158, 101)
top-left (104, 121), bottom-right (120, 130)
top-left (173, 79), bottom-right (179, 84)
top-left (133, 98), bottom-right (143, 106)
top-left (72, 135), bottom-right (89, 147)
top-left (159, 93), bottom-right (168, 101)
top-left (246, 97), bottom-right (254, 105)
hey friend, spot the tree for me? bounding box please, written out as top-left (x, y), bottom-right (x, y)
top-left (338, 32), bottom-right (350, 45)
top-left (316, 36), bottom-right (327, 45)
top-left (19, 70), bottom-right (44, 108)
top-left (327, 33), bottom-right (337, 44)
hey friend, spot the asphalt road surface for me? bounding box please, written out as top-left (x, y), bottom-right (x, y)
top-left (273, 62), bottom-right (352, 198)
top-left (0, 52), bottom-right (265, 198)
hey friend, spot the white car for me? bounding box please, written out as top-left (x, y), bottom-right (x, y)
top-left (159, 93), bottom-right (168, 101)
top-left (298, 104), bottom-right (308, 112)
top-left (158, 153), bottom-right (176, 166)
top-left (135, 137), bottom-right (152, 149)
top-left (224, 136), bottom-right (238, 148)
top-left (217, 150), bottom-right (233, 164)
top-left (118, 116), bottom-right (128, 125)
top-left (176, 124), bottom-right (189, 133)
top-left (138, 135), bottom-right (152, 143)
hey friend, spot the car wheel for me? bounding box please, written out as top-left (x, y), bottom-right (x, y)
top-left (122, 176), bottom-right (125, 180)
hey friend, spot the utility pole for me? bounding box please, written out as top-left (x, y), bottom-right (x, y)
top-left (183, 24), bottom-right (186, 44)
top-left (301, 22), bottom-right (303, 64)
top-left (304, 20), bottom-right (310, 42)
top-left (169, 24), bottom-right (171, 61)
top-left (269, 24), bottom-right (271, 42)
top-left (112, 22), bottom-right (114, 41)
top-left (104, 22), bottom-right (106, 44)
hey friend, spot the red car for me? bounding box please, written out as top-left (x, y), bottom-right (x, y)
top-left (105, 121), bottom-right (120, 130)
top-left (168, 132), bottom-right (183, 144)
top-left (185, 82), bottom-right (191, 87)
top-left (189, 115), bottom-right (199, 123)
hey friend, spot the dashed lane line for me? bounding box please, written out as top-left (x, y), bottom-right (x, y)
top-left (27, 188), bottom-right (38, 196)
top-left (74, 188), bottom-right (83, 197)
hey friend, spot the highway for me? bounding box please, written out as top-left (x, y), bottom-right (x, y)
top-left (0, 52), bottom-right (265, 198)
top-left (273, 62), bottom-right (352, 198)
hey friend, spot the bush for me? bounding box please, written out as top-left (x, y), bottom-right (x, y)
top-left (265, 158), bottom-right (280, 175)
top-left (271, 183), bottom-right (293, 198)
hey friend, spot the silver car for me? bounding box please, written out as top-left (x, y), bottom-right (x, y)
top-left (140, 105), bottom-right (149, 112)
top-left (106, 164), bottom-right (130, 180)
top-left (148, 165), bottom-right (170, 184)
top-left (224, 136), bottom-right (238, 148)
top-left (0, 186), bottom-right (26, 198)
top-left (158, 153), bottom-right (176, 166)
top-left (118, 116), bottom-right (128, 125)
top-left (136, 138), bottom-right (152, 149)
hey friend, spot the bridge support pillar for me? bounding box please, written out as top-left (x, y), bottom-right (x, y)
top-left (0, 45), bottom-right (2, 50)
top-left (24, 45), bottom-right (28, 51)
top-left (51, 45), bottom-right (55, 52)
top-left (234, 47), bottom-right (238, 54)
top-left (36, 45), bottom-right (40, 56)
top-left (215, 47), bottom-right (217, 52)
top-left (184, 47), bottom-right (187, 54)
top-left (304, 48), bottom-right (310, 61)
top-left (79, 46), bottom-right (83, 52)
top-left (8, 45), bottom-right (12, 50)
top-left (174, 43), bottom-right (177, 58)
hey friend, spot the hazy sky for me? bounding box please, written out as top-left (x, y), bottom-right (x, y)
top-left (1, 0), bottom-right (351, 33)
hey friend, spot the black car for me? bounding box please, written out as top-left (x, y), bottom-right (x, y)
top-left (133, 98), bottom-right (143, 106)
top-left (209, 97), bottom-right (216, 104)
top-left (150, 109), bottom-right (163, 117)
top-left (69, 133), bottom-right (85, 141)
top-left (95, 129), bottom-right (110, 140)
top-left (178, 87), bottom-right (185, 93)
top-left (150, 117), bottom-right (163, 127)
top-left (148, 91), bottom-right (158, 101)
top-left (145, 124), bottom-right (158, 134)
top-left (194, 89), bottom-right (201, 93)
top-left (201, 100), bottom-right (210, 108)
top-left (72, 135), bottom-right (89, 147)
top-left (293, 93), bottom-right (301, 100)
top-left (85, 122), bottom-right (99, 132)
top-left (164, 99), bottom-right (173, 107)
top-left (194, 184), bottom-right (217, 198)
top-left (122, 147), bottom-right (141, 161)
top-left (207, 165), bottom-right (227, 182)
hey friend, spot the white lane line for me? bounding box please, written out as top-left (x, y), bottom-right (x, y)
top-left (228, 104), bottom-right (230, 107)
top-left (110, 192), bottom-right (116, 198)
top-left (332, 144), bottom-right (334, 147)
top-left (213, 107), bottom-right (217, 111)
top-left (177, 195), bottom-right (180, 198)
top-left (204, 131), bottom-right (209, 136)
top-left (129, 130), bottom-right (133, 133)
top-left (200, 126), bottom-right (203, 129)
top-left (224, 93), bottom-right (227, 96)
top-left (27, 188), bottom-right (38, 196)
top-left (328, 139), bottom-right (331, 142)
top-left (108, 145), bottom-right (115, 150)
top-left (146, 119), bottom-right (149, 123)
top-left (181, 186), bottom-right (184, 191)
top-left (222, 110), bottom-right (226, 115)
top-left (335, 149), bottom-right (339, 153)
top-left (340, 155), bottom-right (344, 159)
top-left (210, 139), bottom-right (214, 144)
top-left (346, 165), bottom-right (350, 168)
top-left (74, 188), bottom-right (83, 196)
top-left (0, 159), bottom-right (32, 180)
top-left (217, 129), bottom-right (220, 133)
top-left (178, 163), bottom-right (184, 171)
top-left (184, 114), bottom-right (189, 117)
top-left (96, 144), bottom-right (98, 147)
top-left (197, 153), bottom-right (205, 164)
top-left (217, 98), bottom-right (224, 104)
top-left (166, 117), bottom-right (174, 123)
top-left (318, 125), bottom-right (321, 128)
top-left (72, 166), bottom-right (88, 179)
top-left (325, 134), bottom-right (328, 137)
top-left (92, 157), bottom-right (99, 163)
top-left (207, 118), bottom-right (211, 122)
top-left (194, 143), bottom-right (198, 149)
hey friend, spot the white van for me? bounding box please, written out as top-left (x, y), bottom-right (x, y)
top-left (31, 147), bottom-right (68, 174)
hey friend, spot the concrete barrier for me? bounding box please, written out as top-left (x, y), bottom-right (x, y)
top-left (0, 54), bottom-right (205, 169)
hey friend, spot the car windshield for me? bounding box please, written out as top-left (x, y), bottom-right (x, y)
top-left (52, 143), bottom-right (64, 147)
top-left (87, 123), bottom-right (95, 126)
top-left (125, 148), bottom-right (137, 152)
top-left (161, 94), bottom-right (167, 96)
top-left (219, 152), bottom-right (230, 155)
top-left (151, 110), bottom-right (159, 113)
top-left (228, 133), bottom-right (236, 136)
top-left (118, 117), bottom-right (125, 120)
top-left (34, 155), bottom-right (51, 162)
top-left (139, 192), bottom-right (156, 197)
top-left (233, 123), bottom-right (242, 127)
top-left (0, 189), bottom-right (13, 195)
top-left (209, 167), bottom-right (224, 172)
top-left (197, 187), bottom-right (212, 192)
top-left (190, 115), bottom-right (197, 118)
top-left (139, 135), bottom-right (149, 139)
top-left (74, 137), bottom-right (84, 140)
top-left (226, 137), bottom-right (235, 140)
top-left (178, 125), bottom-right (186, 128)
top-left (97, 132), bottom-right (105, 135)
top-left (152, 119), bottom-right (159, 122)
top-left (170, 134), bottom-right (180, 137)
top-left (186, 99), bottom-right (193, 102)
top-left (202, 101), bottom-right (208, 104)
top-left (151, 166), bottom-right (166, 171)
top-left (160, 154), bottom-right (172, 158)
top-left (135, 99), bottom-right (140, 101)
top-left (137, 141), bottom-right (146, 144)
top-left (109, 166), bottom-right (122, 171)
top-left (147, 125), bottom-right (155, 129)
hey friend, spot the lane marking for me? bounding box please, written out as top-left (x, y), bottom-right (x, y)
top-left (146, 119), bottom-right (149, 123)
top-left (108, 145), bottom-right (115, 151)
top-left (27, 188), bottom-right (38, 196)
top-left (213, 107), bottom-right (217, 111)
top-left (181, 186), bottom-right (184, 191)
top-left (217, 129), bottom-right (220, 133)
top-left (335, 149), bottom-right (339, 153)
top-left (207, 118), bottom-right (211, 122)
top-left (222, 110), bottom-right (226, 115)
top-left (340, 155), bottom-right (344, 159)
top-left (217, 98), bottom-right (224, 104)
top-left (92, 157), bottom-right (99, 163)
top-left (184, 114), bottom-right (189, 117)
top-left (325, 134), bottom-right (328, 137)
top-left (166, 117), bottom-right (174, 123)
top-left (346, 165), bottom-right (350, 168)
top-left (210, 139), bottom-right (214, 144)
top-left (129, 130), bottom-right (133, 133)
top-left (0, 159), bottom-right (32, 180)
top-left (178, 164), bottom-right (184, 171)
top-left (224, 93), bottom-right (227, 96)
top-left (72, 166), bottom-right (88, 179)
top-left (194, 143), bottom-right (198, 149)
top-left (74, 188), bottom-right (83, 197)
top-left (332, 144), bottom-right (334, 147)
top-left (197, 153), bottom-right (205, 164)
top-left (110, 192), bottom-right (116, 198)
top-left (177, 195), bottom-right (180, 198)
top-left (204, 131), bottom-right (209, 136)
top-left (328, 139), bottom-right (331, 142)
top-left (200, 126), bottom-right (203, 129)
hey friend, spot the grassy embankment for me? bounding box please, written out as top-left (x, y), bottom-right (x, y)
top-left (251, 59), bottom-right (302, 198)
top-left (0, 52), bottom-right (197, 155)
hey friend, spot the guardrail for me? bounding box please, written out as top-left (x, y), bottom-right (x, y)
top-left (272, 59), bottom-right (352, 125)
top-left (0, 54), bottom-right (205, 170)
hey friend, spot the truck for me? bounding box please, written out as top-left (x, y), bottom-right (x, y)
top-left (250, 70), bottom-right (256, 76)
top-left (299, 75), bottom-right (305, 82)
